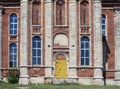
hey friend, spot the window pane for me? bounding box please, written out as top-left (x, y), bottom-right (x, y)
top-left (102, 20), bottom-right (105, 23)
top-left (81, 58), bottom-right (84, 65)
top-left (86, 58), bottom-right (89, 65)
top-left (32, 58), bottom-right (36, 65)
top-left (33, 50), bottom-right (36, 56)
top-left (81, 50), bottom-right (84, 57)
top-left (37, 50), bottom-right (41, 56)
top-left (85, 42), bottom-right (89, 48)
top-left (14, 30), bottom-right (17, 34)
top-left (10, 30), bottom-right (13, 34)
top-left (14, 24), bottom-right (17, 28)
top-left (37, 57), bottom-right (41, 65)
top-left (14, 19), bottom-right (17, 23)
top-left (102, 25), bottom-right (105, 29)
top-left (86, 50), bottom-right (89, 57)
top-left (37, 42), bottom-right (40, 48)
top-left (81, 42), bottom-right (84, 48)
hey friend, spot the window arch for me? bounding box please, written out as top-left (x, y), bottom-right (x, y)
top-left (80, 36), bottom-right (90, 66)
top-left (102, 14), bottom-right (107, 37)
top-left (10, 13), bottom-right (18, 35)
top-left (32, 36), bottom-right (42, 65)
top-left (9, 43), bottom-right (17, 67)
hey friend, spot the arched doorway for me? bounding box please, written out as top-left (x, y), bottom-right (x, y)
top-left (54, 53), bottom-right (68, 78)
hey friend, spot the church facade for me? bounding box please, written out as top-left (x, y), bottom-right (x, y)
top-left (0, 0), bottom-right (120, 85)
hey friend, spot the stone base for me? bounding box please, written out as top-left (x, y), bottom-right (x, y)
top-left (30, 77), bottom-right (44, 84)
top-left (105, 79), bottom-right (115, 85)
top-left (53, 78), bottom-right (78, 84)
top-left (66, 78), bottom-right (78, 83)
top-left (93, 78), bottom-right (104, 85)
top-left (78, 77), bottom-right (93, 85)
top-left (53, 79), bottom-right (66, 84)
top-left (19, 75), bottom-right (29, 85)
top-left (44, 77), bottom-right (53, 84)
top-left (115, 80), bottom-right (120, 86)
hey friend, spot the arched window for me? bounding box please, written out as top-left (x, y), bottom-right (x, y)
top-left (9, 43), bottom-right (17, 67)
top-left (81, 36), bottom-right (90, 66)
top-left (32, 36), bottom-right (41, 65)
top-left (102, 14), bottom-right (106, 37)
top-left (10, 13), bottom-right (18, 35)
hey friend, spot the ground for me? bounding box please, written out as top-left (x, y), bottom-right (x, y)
top-left (0, 83), bottom-right (120, 89)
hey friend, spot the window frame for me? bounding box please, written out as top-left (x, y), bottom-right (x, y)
top-left (102, 14), bottom-right (107, 37)
top-left (9, 43), bottom-right (18, 68)
top-left (32, 36), bottom-right (42, 65)
top-left (80, 36), bottom-right (90, 66)
top-left (9, 13), bottom-right (18, 36)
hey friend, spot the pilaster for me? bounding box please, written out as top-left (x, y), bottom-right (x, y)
top-left (69, 0), bottom-right (77, 78)
top-left (93, 0), bottom-right (103, 85)
top-left (44, 0), bottom-right (53, 78)
top-left (19, 0), bottom-right (29, 85)
top-left (114, 7), bottom-right (120, 86)
top-left (0, 7), bottom-right (3, 81)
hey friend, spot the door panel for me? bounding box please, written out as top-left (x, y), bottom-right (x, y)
top-left (55, 59), bottom-right (67, 78)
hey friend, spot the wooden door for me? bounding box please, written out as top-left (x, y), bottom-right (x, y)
top-left (55, 59), bottom-right (67, 78)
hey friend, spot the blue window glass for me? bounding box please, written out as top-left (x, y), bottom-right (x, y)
top-left (10, 14), bottom-right (18, 35)
top-left (81, 37), bottom-right (90, 66)
top-left (9, 43), bottom-right (17, 67)
top-left (102, 14), bottom-right (106, 37)
top-left (32, 36), bottom-right (42, 65)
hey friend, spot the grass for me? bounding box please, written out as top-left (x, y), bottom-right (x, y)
top-left (0, 83), bottom-right (120, 89)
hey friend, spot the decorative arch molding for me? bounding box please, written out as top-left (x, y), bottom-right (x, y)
top-left (54, 51), bottom-right (68, 61)
top-left (53, 33), bottom-right (68, 47)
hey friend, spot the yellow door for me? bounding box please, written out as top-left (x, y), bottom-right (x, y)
top-left (55, 59), bottom-right (67, 78)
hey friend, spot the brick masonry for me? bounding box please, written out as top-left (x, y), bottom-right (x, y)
top-left (0, 0), bottom-right (120, 85)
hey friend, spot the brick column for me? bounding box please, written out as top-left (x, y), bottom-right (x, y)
top-left (69, 0), bottom-right (77, 79)
top-left (19, 0), bottom-right (29, 84)
top-left (115, 7), bottom-right (120, 86)
top-left (93, 0), bottom-right (103, 85)
top-left (45, 0), bottom-right (53, 78)
top-left (0, 7), bottom-right (3, 81)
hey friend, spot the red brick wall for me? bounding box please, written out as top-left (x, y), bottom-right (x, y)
top-left (2, 8), bottom-right (20, 77)
top-left (102, 8), bottom-right (115, 78)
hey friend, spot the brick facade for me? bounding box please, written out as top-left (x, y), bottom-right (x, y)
top-left (0, 0), bottom-right (120, 85)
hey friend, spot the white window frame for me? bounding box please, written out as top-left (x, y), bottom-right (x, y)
top-left (9, 43), bottom-right (18, 68)
top-left (80, 36), bottom-right (90, 66)
top-left (32, 36), bottom-right (42, 65)
top-left (9, 13), bottom-right (18, 35)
